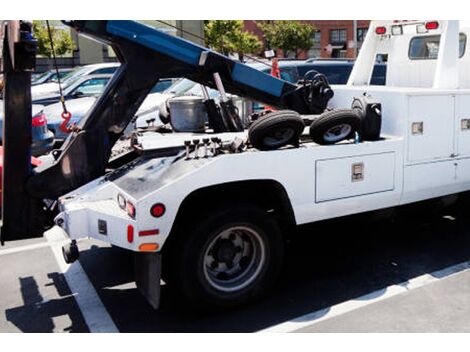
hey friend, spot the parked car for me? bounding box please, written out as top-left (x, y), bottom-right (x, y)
top-left (250, 58), bottom-right (387, 85)
top-left (303, 58), bottom-right (387, 85)
top-left (44, 79), bottom-right (175, 141)
top-left (31, 68), bottom-right (74, 86)
top-left (0, 101), bottom-right (54, 156)
top-left (32, 74), bottom-right (112, 106)
top-left (32, 62), bottom-right (119, 97)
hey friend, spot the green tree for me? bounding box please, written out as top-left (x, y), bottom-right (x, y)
top-left (33, 20), bottom-right (74, 58)
top-left (204, 20), bottom-right (261, 60)
top-left (257, 20), bottom-right (316, 58)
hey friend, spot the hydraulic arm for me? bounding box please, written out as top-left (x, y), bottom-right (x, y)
top-left (1, 20), bottom-right (333, 242)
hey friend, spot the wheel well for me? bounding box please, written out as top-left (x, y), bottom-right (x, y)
top-left (169, 180), bottom-right (296, 240)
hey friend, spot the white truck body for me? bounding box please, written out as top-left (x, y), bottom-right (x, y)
top-left (56, 20), bottom-right (470, 257)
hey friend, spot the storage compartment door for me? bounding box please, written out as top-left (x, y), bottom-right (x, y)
top-left (315, 152), bottom-right (395, 203)
top-left (407, 95), bottom-right (454, 162)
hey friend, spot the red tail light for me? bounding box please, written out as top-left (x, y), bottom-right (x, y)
top-left (32, 113), bottom-right (47, 127)
top-left (375, 26), bottom-right (387, 35)
top-left (150, 203), bottom-right (166, 218)
top-left (425, 21), bottom-right (439, 30)
top-left (126, 200), bottom-right (136, 219)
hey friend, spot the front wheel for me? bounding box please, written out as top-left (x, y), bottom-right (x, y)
top-left (169, 205), bottom-right (284, 309)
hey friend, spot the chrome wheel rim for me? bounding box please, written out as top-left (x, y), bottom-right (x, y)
top-left (203, 225), bottom-right (266, 292)
top-left (323, 124), bottom-right (352, 142)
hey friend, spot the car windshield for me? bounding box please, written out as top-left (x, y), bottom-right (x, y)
top-left (50, 70), bottom-right (73, 83)
top-left (32, 71), bottom-right (50, 83)
top-left (165, 79), bottom-right (196, 95)
top-left (61, 66), bottom-right (92, 88)
top-left (185, 84), bottom-right (219, 99)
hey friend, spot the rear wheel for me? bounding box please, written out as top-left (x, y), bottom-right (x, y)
top-left (167, 205), bottom-right (284, 309)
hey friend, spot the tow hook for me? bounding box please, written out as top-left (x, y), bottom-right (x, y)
top-left (62, 240), bottom-right (79, 264)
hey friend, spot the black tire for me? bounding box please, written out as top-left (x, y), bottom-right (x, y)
top-left (62, 241), bottom-right (79, 264)
top-left (249, 110), bottom-right (304, 151)
top-left (167, 205), bottom-right (284, 309)
top-left (309, 109), bottom-right (361, 145)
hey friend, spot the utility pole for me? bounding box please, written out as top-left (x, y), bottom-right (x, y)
top-left (353, 20), bottom-right (358, 58)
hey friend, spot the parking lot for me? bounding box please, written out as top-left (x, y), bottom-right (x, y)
top-left (2, 201), bottom-right (470, 333)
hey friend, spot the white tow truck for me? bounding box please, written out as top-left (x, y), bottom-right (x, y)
top-left (2, 20), bottom-right (469, 310)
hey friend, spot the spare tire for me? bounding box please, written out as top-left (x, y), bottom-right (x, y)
top-left (249, 110), bottom-right (305, 151)
top-left (309, 109), bottom-right (361, 145)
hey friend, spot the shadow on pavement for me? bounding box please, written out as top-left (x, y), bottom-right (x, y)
top-left (5, 274), bottom-right (89, 332)
top-left (77, 200), bottom-right (470, 332)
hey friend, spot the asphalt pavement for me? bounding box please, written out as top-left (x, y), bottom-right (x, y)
top-left (2, 201), bottom-right (470, 332)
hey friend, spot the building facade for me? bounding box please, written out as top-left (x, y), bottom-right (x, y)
top-left (244, 20), bottom-right (371, 59)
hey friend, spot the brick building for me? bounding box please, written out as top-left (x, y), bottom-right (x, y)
top-left (244, 20), bottom-right (371, 59)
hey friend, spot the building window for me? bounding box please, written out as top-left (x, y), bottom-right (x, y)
top-left (330, 29), bottom-right (347, 44)
top-left (357, 28), bottom-right (368, 42)
top-left (308, 30), bottom-right (321, 58)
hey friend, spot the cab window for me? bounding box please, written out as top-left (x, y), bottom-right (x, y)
top-left (409, 33), bottom-right (466, 60)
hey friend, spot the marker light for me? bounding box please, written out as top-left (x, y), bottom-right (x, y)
top-left (139, 243), bottom-right (159, 252)
top-left (127, 225), bottom-right (134, 243)
top-left (117, 193), bottom-right (126, 209)
top-left (139, 229), bottom-right (160, 237)
top-left (425, 21), bottom-right (439, 30)
top-left (150, 203), bottom-right (166, 218)
top-left (391, 25), bottom-right (403, 36)
top-left (126, 201), bottom-right (136, 219)
top-left (375, 26), bottom-right (387, 35)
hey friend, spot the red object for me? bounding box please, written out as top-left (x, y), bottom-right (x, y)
top-left (32, 113), bottom-right (47, 127)
top-left (270, 58), bottom-right (281, 79)
top-left (425, 21), bottom-right (439, 30)
top-left (127, 225), bottom-right (134, 243)
top-left (60, 111), bottom-right (73, 134)
top-left (265, 59), bottom-right (281, 111)
top-left (0, 147), bottom-right (42, 207)
top-left (126, 200), bottom-right (136, 218)
top-left (375, 26), bottom-right (387, 35)
top-left (150, 203), bottom-right (166, 218)
top-left (139, 229), bottom-right (160, 237)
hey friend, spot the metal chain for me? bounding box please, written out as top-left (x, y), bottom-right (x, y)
top-left (45, 20), bottom-right (68, 115)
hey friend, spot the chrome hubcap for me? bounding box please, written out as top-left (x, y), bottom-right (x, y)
top-left (203, 226), bottom-right (266, 292)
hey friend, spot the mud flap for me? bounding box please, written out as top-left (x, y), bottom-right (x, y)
top-left (134, 252), bottom-right (161, 309)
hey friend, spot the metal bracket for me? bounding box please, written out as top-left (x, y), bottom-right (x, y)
top-left (461, 119), bottom-right (470, 131)
top-left (412, 122), bottom-right (424, 135)
top-left (351, 162), bottom-right (364, 182)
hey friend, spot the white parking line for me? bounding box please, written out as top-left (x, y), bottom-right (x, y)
top-left (0, 237), bottom-right (86, 257)
top-left (260, 260), bottom-right (470, 333)
top-left (0, 241), bottom-right (52, 256)
top-left (45, 228), bottom-right (119, 333)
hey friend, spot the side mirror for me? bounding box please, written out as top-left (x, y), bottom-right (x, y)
top-left (71, 90), bottom-right (85, 98)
